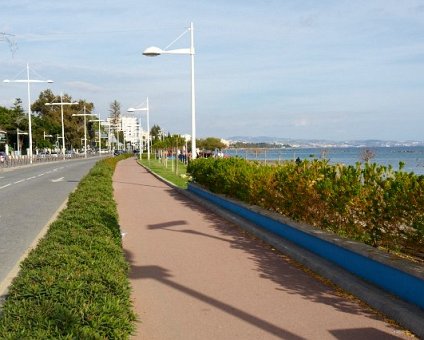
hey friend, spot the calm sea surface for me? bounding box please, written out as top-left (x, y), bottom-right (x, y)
top-left (223, 146), bottom-right (424, 175)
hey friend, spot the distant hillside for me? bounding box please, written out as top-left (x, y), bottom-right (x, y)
top-left (227, 136), bottom-right (424, 148)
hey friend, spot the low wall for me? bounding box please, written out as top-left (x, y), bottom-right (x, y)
top-left (188, 183), bottom-right (424, 311)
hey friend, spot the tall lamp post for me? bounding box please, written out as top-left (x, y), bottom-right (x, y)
top-left (45, 93), bottom-right (78, 160)
top-left (72, 106), bottom-right (91, 158)
top-left (128, 97), bottom-right (150, 160)
top-left (4, 63), bottom-right (53, 163)
top-left (143, 22), bottom-right (196, 159)
top-left (89, 114), bottom-right (103, 154)
top-left (101, 121), bottom-right (112, 153)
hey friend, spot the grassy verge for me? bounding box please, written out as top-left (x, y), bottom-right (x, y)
top-left (138, 157), bottom-right (189, 189)
top-left (0, 155), bottom-right (136, 339)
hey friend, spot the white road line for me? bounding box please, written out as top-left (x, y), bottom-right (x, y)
top-left (0, 183), bottom-right (11, 189)
top-left (51, 177), bottom-right (64, 183)
top-left (14, 179), bottom-right (26, 184)
top-left (26, 176), bottom-right (36, 180)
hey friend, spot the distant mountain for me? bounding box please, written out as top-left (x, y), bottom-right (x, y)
top-left (226, 136), bottom-right (424, 148)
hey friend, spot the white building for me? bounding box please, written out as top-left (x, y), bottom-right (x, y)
top-left (120, 116), bottom-right (139, 147)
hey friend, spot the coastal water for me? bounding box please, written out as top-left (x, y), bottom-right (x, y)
top-left (223, 146), bottom-right (424, 175)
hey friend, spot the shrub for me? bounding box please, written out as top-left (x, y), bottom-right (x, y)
top-left (188, 157), bottom-right (424, 259)
top-left (0, 155), bottom-right (136, 339)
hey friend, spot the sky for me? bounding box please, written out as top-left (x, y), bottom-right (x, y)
top-left (1, 0), bottom-right (424, 141)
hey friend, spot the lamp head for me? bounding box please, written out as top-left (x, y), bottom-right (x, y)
top-left (143, 46), bottom-right (162, 57)
top-left (3, 80), bottom-right (10, 83)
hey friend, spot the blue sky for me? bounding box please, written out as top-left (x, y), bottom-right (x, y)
top-left (1, 0), bottom-right (424, 141)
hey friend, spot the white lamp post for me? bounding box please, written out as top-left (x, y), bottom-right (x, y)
top-left (101, 121), bottom-right (112, 153)
top-left (89, 114), bottom-right (103, 154)
top-left (43, 131), bottom-right (53, 140)
top-left (72, 106), bottom-right (91, 158)
top-left (143, 22), bottom-right (197, 159)
top-left (128, 97), bottom-right (150, 160)
top-left (45, 93), bottom-right (78, 160)
top-left (4, 63), bottom-right (53, 163)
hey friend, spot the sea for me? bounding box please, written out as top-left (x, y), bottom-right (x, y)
top-left (222, 146), bottom-right (424, 175)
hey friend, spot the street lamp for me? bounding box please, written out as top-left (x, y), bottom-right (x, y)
top-left (45, 93), bottom-right (78, 159)
top-left (128, 97), bottom-right (150, 160)
top-left (143, 22), bottom-right (197, 159)
top-left (43, 131), bottom-right (53, 140)
top-left (3, 63), bottom-right (53, 163)
top-left (72, 106), bottom-right (91, 158)
top-left (89, 114), bottom-right (103, 154)
top-left (101, 121), bottom-right (112, 153)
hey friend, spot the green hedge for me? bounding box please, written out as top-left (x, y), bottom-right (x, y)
top-left (187, 157), bottom-right (424, 258)
top-left (0, 156), bottom-right (136, 339)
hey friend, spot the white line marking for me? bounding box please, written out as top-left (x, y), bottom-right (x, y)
top-left (0, 183), bottom-right (11, 189)
top-left (14, 179), bottom-right (26, 184)
top-left (51, 177), bottom-right (64, 183)
top-left (26, 176), bottom-right (36, 180)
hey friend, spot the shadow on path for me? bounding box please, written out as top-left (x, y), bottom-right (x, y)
top-left (125, 250), bottom-right (306, 340)
top-left (154, 187), bottom-right (401, 325)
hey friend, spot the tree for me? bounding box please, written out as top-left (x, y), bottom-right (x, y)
top-left (31, 90), bottom-right (95, 150)
top-left (109, 100), bottom-right (122, 149)
top-left (196, 137), bottom-right (226, 151)
top-left (361, 149), bottom-right (376, 163)
top-left (109, 100), bottom-right (121, 126)
top-left (150, 124), bottom-right (162, 142)
top-left (0, 100), bottom-right (28, 151)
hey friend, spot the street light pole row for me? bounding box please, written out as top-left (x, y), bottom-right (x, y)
top-left (128, 97), bottom-right (150, 160)
top-left (45, 93), bottom-right (78, 160)
top-left (72, 106), bottom-right (91, 159)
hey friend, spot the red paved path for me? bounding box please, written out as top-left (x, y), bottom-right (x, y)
top-left (113, 158), bottom-right (408, 339)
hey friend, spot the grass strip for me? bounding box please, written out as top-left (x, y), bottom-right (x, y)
top-left (0, 155), bottom-right (136, 339)
top-left (138, 157), bottom-right (189, 189)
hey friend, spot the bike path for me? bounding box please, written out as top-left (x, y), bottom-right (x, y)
top-left (113, 158), bottom-right (408, 339)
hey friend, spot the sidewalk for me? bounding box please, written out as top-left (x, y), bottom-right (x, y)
top-left (113, 158), bottom-right (408, 340)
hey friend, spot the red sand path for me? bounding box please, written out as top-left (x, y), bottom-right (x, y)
top-left (113, 158), bottom-right (408, 340)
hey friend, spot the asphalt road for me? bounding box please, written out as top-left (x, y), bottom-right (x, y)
top-left (0, 157), bottom-right (100, 291)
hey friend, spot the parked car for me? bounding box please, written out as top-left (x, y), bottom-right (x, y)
top-left (114, 150), bottom-right (125, 156)
top-left (0, 151), bottom-right (6, 163)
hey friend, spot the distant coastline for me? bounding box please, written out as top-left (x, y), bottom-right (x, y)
top-left (226, 136), bottom-right (424, 149)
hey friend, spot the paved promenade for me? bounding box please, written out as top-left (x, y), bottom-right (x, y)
top-left (113, 158), bottom-right (408, 339)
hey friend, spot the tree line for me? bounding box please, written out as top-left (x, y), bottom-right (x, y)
top-left (0, 89), bottom-right (228, 155)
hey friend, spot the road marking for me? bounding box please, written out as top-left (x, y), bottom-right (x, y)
top-left (14, 179), bottom-right (26, 184)
top-left (0, 183), bottom-right (11, 189)
top-left (51, 177), bottom-right (64, 183)
top-left (26, 176), bottom-right (36, 180)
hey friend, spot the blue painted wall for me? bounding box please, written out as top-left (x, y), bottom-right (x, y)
top-left (188, 183), bottom-right (424, 311)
